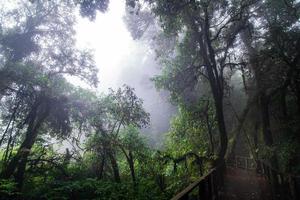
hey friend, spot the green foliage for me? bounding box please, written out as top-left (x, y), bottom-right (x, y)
top-left (78, 0), bottom-right (109, 20)
top-left (119, 125), bottom-right (146, 152)
top-left (166, 107), bottom-right (206, 156)
top-left (22, 178), bottom-right (169, 200)
top-left (0, 0), bottom-right (300, 199)
top-left (0, 179), bottom-right (19, 199)
top-left (276, 136), bottom-right (300, 173)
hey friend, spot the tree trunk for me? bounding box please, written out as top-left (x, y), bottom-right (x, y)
top-left (189, 12), bottom-right (228, 162)
top-left (226, 97), bottom-right (253, 159)
top-left (108, 150), bottom-right (121, 183)
top-left (253, 121), bottom-right (259, 159)
top-left (0, 101), bottom-right (19, 147)
top-left (294, 83), bottom-right (300, 115)
top-left (279, 89), bottom-right (288, 119)
top-left (128, 151), bottom-right (136, 186)
top-left (240, 21), bottom-right (277, 165)
top-left (3, 122), bottom-right (14, 162)
top-left (119, 145), bottom-right (136, 185)
top-left (14, 155), bottom-right (28, 188)
top-left (204, 103), bottom-right (215, 155)
top-left (253, 121), bottom-right (261, 173)
top-left (206, 117), bottom-right (215, 155)
top-left (214, 98), bottom-right (228, 160)
top-left (260, 93), bottom-right (274, 147)
top-left (97, 155), bottom-right (105, 179)
top-left (203, 8), bottom-right (228, 161)
top-left (0, 97), bottom-right (50, 184)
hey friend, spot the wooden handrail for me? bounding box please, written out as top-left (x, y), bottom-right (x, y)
top-left (257, 160), bottom-right (300, 200)
top-left (171, 168), bottom-right (215, 200)
top-left (257, 159), bottom-right (300, 179)
top-left (226, 155), bottom-right (256, 170)
top-left (171, 162), bottom-right (225, 200)
top-left (171, 156), bottom-right (299, 200)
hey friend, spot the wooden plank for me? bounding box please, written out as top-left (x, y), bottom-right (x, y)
top-left (171, 169), bottom-right (216, 200)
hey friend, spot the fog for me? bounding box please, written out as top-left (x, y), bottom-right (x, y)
top-left (74, 0), bottom-right (176, 147)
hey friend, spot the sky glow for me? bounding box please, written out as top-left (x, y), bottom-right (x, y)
top-left (73, 0), bottom-right (175, 145)
top-left (75, 0), bottom-right (136, 91)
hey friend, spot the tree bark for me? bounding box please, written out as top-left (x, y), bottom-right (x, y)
top-left (259, 93), bottom-right (274, 147)
top-left (188, 12), bottom-right (228, 162)
top-left (97, 155), bottom-right (105, 179)
top-left (118, 143), bottom-right (136, 185)
top-left (108, 149), bottom-right (121, 183)
top-left (226, 96), bottom-right (254, 159)
top-left (0, 96), bottom-right (50, 184)
top-left (0, 100), bottom-right (19, 147)
top-left (205, 113), bottom-right (214, 154)
top-left (128, 151), bottom-right (136, 186)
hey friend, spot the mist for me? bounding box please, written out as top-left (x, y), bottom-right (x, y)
top-left (116, 42), bottom-right (177, 147)
top-left (74, 0), bottom-right (176, 147)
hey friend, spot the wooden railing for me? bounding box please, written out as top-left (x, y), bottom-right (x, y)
top-left (226, 156), bottom-right (300, 200)
top-left (227, 156), bottom-right (300, 200)
top-left (171, 162), bottom-right (225, 200)
top-left (171, 156), bottom-right (300, 200)
top-left (257, 161), bottom-right (300, 200)
top-left (226, 155), bottom-right (256, 170)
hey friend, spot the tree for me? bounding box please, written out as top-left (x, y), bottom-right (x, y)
top-left (118, 125), bottom-right (147, 185)
top-left (77, 0), bottom-right (110, 20)
top-left (86, 85), bottom-right (150, 182)
top-left (141, 0), bottom-right (256, 162)
top-left (0, 70), bottom-right (95, 187)
top-left (0, 0), bottom-right (98, 187)
top-left (236, 0), bottom-right (300, 168)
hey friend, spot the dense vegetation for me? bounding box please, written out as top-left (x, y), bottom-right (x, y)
top-left (0, 0), bottom-right (299, 199)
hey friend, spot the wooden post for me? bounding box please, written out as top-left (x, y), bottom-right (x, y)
top-left (291, 176), bottom-right (300, 200)
top-left (171, 167), bottom-right (222, 200)
top-left (199, 180), bottom-right (205, 199)
top-left (213, 170), bottom-right (219, 200)
top-left (181, 194), bottom-right (189, 200)
top-left (207, 175), bottom-right (212, 199)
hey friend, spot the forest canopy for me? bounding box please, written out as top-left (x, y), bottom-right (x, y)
top-left (0, 0), bottom-right (299, 199)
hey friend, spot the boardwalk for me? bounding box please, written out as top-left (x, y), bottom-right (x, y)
top-left (221, 167), bottom-right (271, 200)
top-left (171, 157), bottom-right (299, 200)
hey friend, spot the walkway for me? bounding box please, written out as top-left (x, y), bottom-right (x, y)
top-left (221, 167), bottom-right (272, 200)
top-left (171, 157), bottom-right (299, 200)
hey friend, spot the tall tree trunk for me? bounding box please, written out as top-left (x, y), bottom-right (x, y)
top-left (240, 22), bottom-right (277, 164)
top-left (214, 97), bottom-right (228, 160)
top-left (0, 100), bottom-right (19, 147)
top-left (205, 114), bottom-right (215, 154)
top-left (253, 121), bottom-right (259, 160)
top-left (259, 93), bottom-right (274, 147)
top-left (128, 151), bottom-right (136, 186)
top-left (189, 12), bottom-right (228, 162)
top-left (203, 7), bottom-right (228, 161)
top-left (14, 155), bottom-right (28, 188)
top-left (279, 89), bottom-right (288, 119)
top-left (108, 149), bottom-right (120, 183)
top-left (3, 124), bottom-right (14, 163)
top-left (295, 83), bottom-right (300, 115)
top-left (119, 145), bottom-right (136, 185)
top-left (253, 121), bottom-right (261, 173)
top-left (0, 97), bottom-right (50, 183)
top-left (97, 155), bottom-right (105, 179)
top-left (259, 91), bottom-right (280, 197)
top-left (226, 97), bottom-right (254, 159)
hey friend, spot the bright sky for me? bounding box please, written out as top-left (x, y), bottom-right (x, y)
top-left (75, 0), bottom-right (136, 92)
top-left (73, 0), bottom-right (175, 146)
